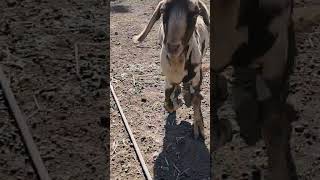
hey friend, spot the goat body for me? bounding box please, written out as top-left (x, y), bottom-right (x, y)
top-left (134, 0), bottom-right (210, 139)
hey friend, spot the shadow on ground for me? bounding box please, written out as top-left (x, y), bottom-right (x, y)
top-left (154, 112), bottom-right (210, 180)
top-left (110, 4), bottom-right (131, 13)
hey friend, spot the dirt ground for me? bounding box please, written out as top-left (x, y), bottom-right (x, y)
top-left (0, 0), bottom-right (108, 180)
top-left (111, 0), bottom-right (320, 180)
top-left (110, 0), bottom-right (210, 179)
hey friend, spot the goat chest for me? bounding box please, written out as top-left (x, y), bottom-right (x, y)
top-left (160, 48), bottom-right (199, 84)
top-left (160, 54), bottom-right (187, 84)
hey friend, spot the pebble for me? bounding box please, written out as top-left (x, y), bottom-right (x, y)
top-left (294, 125), bottom-right (305, 133)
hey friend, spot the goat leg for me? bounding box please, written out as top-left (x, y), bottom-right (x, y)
top-left (164, 81), bottom-right (182, 113)
top-left (191, 68), bottom-right (204, 139)
top-left (233, 67), bottom-right (261, 145)
top-left (261, 98), bottom-right (297, 180)
top-left (192, 92), bottom-right (205, 139)
top-left (182, 82), bottom-right (192, 107)
top-left (212, 73), bottom-right (232, 149)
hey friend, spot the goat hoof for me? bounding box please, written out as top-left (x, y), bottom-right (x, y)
top-left (164, 100), bottom-right (182, 113)
top-left (164, 104), bottom-right (175, 113)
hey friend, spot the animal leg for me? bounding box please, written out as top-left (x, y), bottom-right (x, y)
top-left (233, 67), bottom-right (261, 145)
top-left (192, 91), bottom-right (205, 139)
top-left (182, 82), bottom-right (192, 107)
top-left (191, 67), bottom-right (204, 139)
top-left (212, 73), bottom-right (232, 149)
top-left (164, 80), bottom-right (182, 113)
top-left (261, 98), bottom-right (297, 180)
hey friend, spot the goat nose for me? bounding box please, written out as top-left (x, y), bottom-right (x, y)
top-left (167, 43), bottom-right (180, 53)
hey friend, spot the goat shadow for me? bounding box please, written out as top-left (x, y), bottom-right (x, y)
top-left (153, 112), bottom-right (210, 180)
top-left (110, 4), bottom-right (131, 13)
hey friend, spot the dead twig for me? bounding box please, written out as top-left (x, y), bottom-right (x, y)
top-left (26, 94), bottom-right (42, 120)
top-left (33, 94), bottom-right (41, 110)
top-left (166, 143), bottom-right (173, 151)
top-left (26, 109), bottom-right (39, 120)
top-left (132, 74), bottom-right (136, 86)
top-left (0, 65), bottom-right (51, 180)
top-left (74, 43), bottom-right (81, 79)
top-left (176, 168), bottom-right (190, 180)
top-left (164, 156), bottom-right (169, 167)
top-left (172, 162), bottom-right (181, 174)
top-left (308, 37), bottom-right (314, 47)
top-left (2, 61), bottom-right (24, 69)
top-left (111, 141), bottom-right (119, 156)
top-left (78, 42), bottom-right (105, 46)
top-left (175, 136), bottom-right (186, 144)
top-left (111, 150), bottom-right (125, 161)
top-left (1, 48), bottom-right (25, 69)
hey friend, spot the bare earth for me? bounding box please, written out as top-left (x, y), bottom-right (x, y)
top-left (0, 0), bottom-right (108, 180)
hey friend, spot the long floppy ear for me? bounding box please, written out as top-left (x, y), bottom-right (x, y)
top-left (133, 1), bottom-right (164, 43)
top-left (198, 0), bottom-right (210, 28)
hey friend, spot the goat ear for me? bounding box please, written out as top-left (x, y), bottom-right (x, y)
top-left (198, 0), bottom-right (210, 28)
top-left (133, 1), bottom-right (164, 43)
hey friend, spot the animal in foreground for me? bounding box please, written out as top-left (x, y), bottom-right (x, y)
top-left (212, 0), bottom-right (298, 179)
top-left (133, 0), bottom-right (210, 139)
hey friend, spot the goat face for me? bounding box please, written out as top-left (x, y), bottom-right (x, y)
top-left (134, 0), bottom-right (209, 59)
top-left (161, 0), bottom-right (200, 59)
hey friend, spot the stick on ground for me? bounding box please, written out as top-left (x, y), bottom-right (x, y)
top-left (110, 82), bottom-right (152, 180)
top-left (0, 65), bottom-right (51, 180)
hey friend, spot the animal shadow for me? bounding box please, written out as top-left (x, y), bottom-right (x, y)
top-left (110, 4), bottom-right (131, 13)
top-left (154, 112), bottom-right (210, 180)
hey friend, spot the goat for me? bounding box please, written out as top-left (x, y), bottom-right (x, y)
top-left (211, 0), bottom-right (298, 179)
top-left (133, 0), bottom-right (210, 139)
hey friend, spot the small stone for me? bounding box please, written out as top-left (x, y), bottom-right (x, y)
top-left (294, 125), bottom-right (304, 133)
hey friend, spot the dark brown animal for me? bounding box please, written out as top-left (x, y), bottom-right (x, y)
top-left (212, 0), bottom-right (298, 179)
